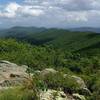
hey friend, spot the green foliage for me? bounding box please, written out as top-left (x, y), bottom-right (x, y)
top-left (0, 38), bottom-right (100, 99)
top-left (1, 27), bottom-right (100, 56)
top-left (0, 87), bottom-right (34, 100)
top-left (42, 72), bottom-right (80, 93)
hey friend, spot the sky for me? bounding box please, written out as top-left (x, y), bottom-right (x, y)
top-left (0, 0), bottom-right (100, 28)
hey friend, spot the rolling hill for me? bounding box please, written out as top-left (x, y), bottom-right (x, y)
top-left (0, 26), bottom-right (46, 37)
top-left (0, 27), bottom-right (100, 100)
top-left (69, 27), bottom-right (100, 33)
top-left (0, 27), bottom-right (100, 56)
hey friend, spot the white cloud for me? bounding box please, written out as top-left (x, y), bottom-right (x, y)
top-left (0, 2), bottom-right (20, 18)
top-left (0, 2), bottom-right (44, 18)
top-left (91, 0), bottom-right (100, 10)
top-left (5, 2), bottom-right (20, 13)
top-left (65, 11), bottom-right (88, 22)
top-left (0, 0), bottom-right (100, 28)
top-left (18, 6), bottom-right (44, 17)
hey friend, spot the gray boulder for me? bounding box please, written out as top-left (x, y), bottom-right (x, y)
top-left (73, 93), bottom-right (86, 100)
top-left (63, 74), bottom-right (91, 95)
top-left (0, 60), bottom-right (28, 89)
top-left (39, 68), bottom-right (91, 96)
top-left (40, 89), bottom-right (73, 100)
top-left (39, 68), bottom-right (58, 76)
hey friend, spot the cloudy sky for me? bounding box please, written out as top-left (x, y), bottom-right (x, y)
top-left (0, 0), bottom-right (100, 28)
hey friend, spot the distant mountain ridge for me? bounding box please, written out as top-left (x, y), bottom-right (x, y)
top-left (69, 27), bottom-right (100, 33)
top-left (10, 26), bottom-right (100, 33)
top-left (0, 26), bottom-right (100, 56)
top-left (0, 26), bottom-right (47, 37)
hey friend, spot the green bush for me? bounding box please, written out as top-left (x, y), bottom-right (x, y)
top-left (0, 38), bottom-right (100, 99)
top-left (0, 87), bottom-right (35, 100)
top-left (42, 72), bottom-right (80, 93)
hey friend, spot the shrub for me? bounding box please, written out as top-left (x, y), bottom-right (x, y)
top-left (0, 87), bottom-right (35, 100)
top-left (42, 72), bottom-right (80, 93)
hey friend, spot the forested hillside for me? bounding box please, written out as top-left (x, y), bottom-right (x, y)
top-left (0, 38), bottom-right (100, 99)
top-left (0, 27), bottom-right (100, 56)
top-left (0, 27), bottom-right (100, 100)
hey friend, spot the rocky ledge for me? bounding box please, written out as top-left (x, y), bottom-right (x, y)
top-left (0, 60), bottom-right (91, 100)
top-left (0, 60), bottom-right (28, 89)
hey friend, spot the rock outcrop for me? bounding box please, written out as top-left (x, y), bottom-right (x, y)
top-left (73, 93), bottom-right (86, 100)
top-left (40, 89), bottom-right (87, 100)
top-left (64, 74), bottom-right (91, 95)
top-left (0, 61), bottom-right (90, 100)
top-left (36, 68), bottom-right (91, 98)
top-left (0, 60), bottom-right (28, 89)
top-left (40, 89), bottom-right (74, 100)
top-left (36, 68), bottom-right (91, 94)
top-left (39, 68), bottom-right (58, 76)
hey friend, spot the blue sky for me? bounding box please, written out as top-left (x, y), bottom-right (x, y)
top-left (0, 0), bottom-right (21, 4)
top-left (0, 0), bottom-right (100, 28)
